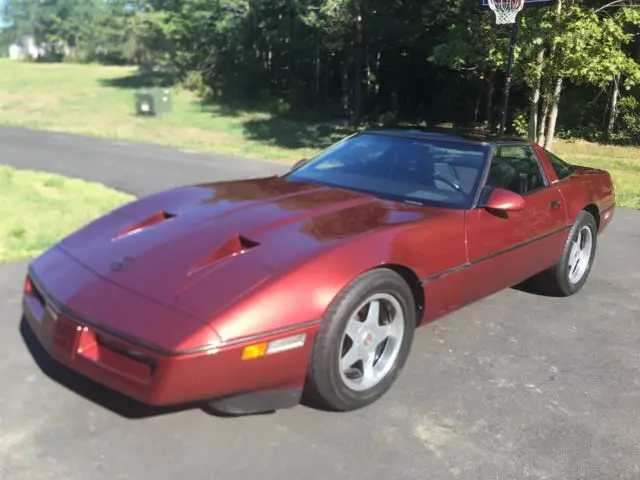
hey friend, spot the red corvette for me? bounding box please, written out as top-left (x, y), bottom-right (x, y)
top-left (22, 129), bottom-right (615, 415)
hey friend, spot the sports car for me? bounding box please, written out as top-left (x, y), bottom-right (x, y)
top-left (22, 129), bottom-right (616, 415)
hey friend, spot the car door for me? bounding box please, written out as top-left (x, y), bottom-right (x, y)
top-left (460, 143), bottom-right (570, 303)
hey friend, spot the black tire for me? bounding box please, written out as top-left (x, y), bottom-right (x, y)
top-left (305, 268), bottom-right (416, 412)
top-left (540, 210), bottom-right (598, 297)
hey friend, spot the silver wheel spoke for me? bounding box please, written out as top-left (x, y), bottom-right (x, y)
top-left (341, 343), bottom-right (367, 369)
top-left (570, 248), bottom-right (580, 272)
top-left (371, 320), bottom-right (391, 341)
top-left (569, 244), bottom-right (579, 265)
top-left (364, 300), bottom-right (380, 326)
top-left (345, 317), bottom-right (362, 340)
top-left (361, 354), bottom-right (376, 385)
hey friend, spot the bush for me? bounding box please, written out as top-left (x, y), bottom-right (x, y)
top-left (617, 96), bottom-right (640, 145)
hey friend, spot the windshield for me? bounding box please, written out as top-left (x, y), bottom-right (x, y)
top-left (285, 132), bottom-right (489, 209)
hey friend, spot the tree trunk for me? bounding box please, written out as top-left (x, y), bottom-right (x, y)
top-left (375, 50), bottom-right (381, 96)
top-left (351, 6), bottom-right (363, 125)
top-left (544, 76), bottom-right (563, 151)
top-left (474, 78), bottom-right (483, 122)
top-left (315, 43), bottom-right (321, 108)
top-left (540, 0), bottom-right (563, 148)
top-left (528, 47), bottom-right (546, 141)
top-left (485, 70), bottom-right (495, 129)
top-left (537, 90), bottom-right (549, 145)
top-left (605, 74), bottom-right (620, 140)
top-left (342, 51), bottom-right (350, 114)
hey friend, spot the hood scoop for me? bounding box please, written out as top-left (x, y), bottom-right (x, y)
top-left (189, 234), bottom-right (260, 275)
top-left (116, 211), bottom-right (177, 239)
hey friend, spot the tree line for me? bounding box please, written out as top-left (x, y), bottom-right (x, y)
top-left (2, 0), bottom-right (640, 148)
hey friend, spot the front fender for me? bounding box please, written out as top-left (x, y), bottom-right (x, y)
top-left (208, 217), bottom-right (466, 342)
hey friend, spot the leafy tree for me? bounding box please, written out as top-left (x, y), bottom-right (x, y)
top-left (1, 0), bottom-right (639, 145)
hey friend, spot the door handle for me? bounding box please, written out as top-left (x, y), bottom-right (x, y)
top-left (550, 200), bottom-right (562, 210)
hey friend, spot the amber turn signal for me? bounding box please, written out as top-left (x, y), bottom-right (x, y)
top-left (241, 333), bottom-right (307, 360)
top-left (241, 342), bottom-right (268, 360)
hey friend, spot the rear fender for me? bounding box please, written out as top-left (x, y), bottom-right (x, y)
top-left (556, 172), bottom-right (615, 232)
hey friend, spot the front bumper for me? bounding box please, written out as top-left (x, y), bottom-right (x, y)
top-left (22, 272), bottom-right (317, 408)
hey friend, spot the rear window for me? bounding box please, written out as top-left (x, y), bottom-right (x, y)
top-left (544, 149), bottom-right (574, 180)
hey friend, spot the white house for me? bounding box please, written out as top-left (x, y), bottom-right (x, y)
top-left (8, 35), bottom-right (42, 60)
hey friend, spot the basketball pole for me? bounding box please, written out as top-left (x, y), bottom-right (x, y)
top-left (498, 16), bottom-right (520, 138)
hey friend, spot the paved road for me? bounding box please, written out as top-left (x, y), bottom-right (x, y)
top-left (0, 125), bottom-right (287, 195)
top-left (1, 126), bottom-right (639, 480)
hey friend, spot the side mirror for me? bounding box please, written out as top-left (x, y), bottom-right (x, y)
top-left (482, 188), bottom-right (525, 212)
top-left (291, 158), bottom-right (308, 171)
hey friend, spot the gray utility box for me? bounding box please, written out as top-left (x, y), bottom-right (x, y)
top-left (134, 88), bottom-right (172, 116)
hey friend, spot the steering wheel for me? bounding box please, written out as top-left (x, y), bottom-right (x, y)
top-left (420, 173), bottom-right (462, 192)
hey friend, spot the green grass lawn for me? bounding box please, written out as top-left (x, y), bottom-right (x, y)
top-left (552, 140), bottom-right (640, 209)
top-left (0, 165), bottom-right (134, 262)
top-left (0, 59), bottom-right (347, 162)
top-left (0, 59), bottom-right (638, 208)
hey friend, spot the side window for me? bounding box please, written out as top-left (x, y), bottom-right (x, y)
top-left (544, 149), bottom-right (575, 181)
top-left (486, 145), bottom-right (547, 195)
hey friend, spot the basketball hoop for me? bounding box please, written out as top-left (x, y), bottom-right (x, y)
top-left (487, 0), bottom-right (525, 24)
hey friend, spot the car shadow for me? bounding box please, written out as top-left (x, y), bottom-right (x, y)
top-left (511, 273), bottom-right (567, 298)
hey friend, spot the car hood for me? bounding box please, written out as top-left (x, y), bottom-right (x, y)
top-left (56, 176), bottom-right (433, 320)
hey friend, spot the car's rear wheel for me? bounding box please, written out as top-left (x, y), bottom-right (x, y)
top-left (539, 210), bottom-right (598, 297)
top-left (305, 268), bottom-right (416, 411)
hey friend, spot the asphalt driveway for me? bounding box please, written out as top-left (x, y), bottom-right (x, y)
top-left (1, 126), bottom-right (639, 480)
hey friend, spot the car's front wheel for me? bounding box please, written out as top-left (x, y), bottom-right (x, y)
top-left (305, 268), bottom-right (416, 411)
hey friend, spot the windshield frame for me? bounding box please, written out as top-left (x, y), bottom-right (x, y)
top-left (283, 131), bottom-right (492, 210)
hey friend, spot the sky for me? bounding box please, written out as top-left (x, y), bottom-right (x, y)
top-left (0, 0), bottom-right (7, 28)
